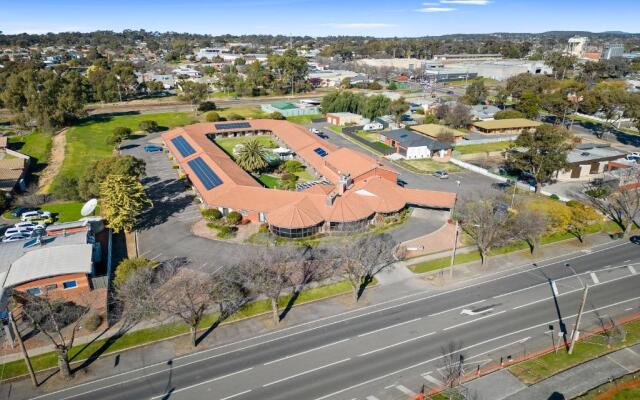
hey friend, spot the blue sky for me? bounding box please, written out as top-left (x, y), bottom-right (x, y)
top-left (1, 0), bottom-right (639, 37)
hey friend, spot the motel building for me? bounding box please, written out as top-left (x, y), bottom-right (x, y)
top-left (162, 120), bottom-right (456, 238)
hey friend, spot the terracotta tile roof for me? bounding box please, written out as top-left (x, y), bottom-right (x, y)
top-left (162, 120), bottom-right (456, 229)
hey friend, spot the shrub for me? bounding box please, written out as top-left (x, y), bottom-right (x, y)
top-left (258, 223), bottom-right (269, 233)
top-left (216, 225), bottom-right (237, 239)
top-left (201, 208), bottom-right (222, 221)
top-left (0, 193), bottom-right (10, 214)
top-left (138, 120), bottom-right (160, 133)
top-left (226, 113), bottom-right (245, 121)
top-left (114, 257), bottom-right (158, 287)
top-left (283, 160), bottom-right (304, 173)
top-left (113, 126), bottom-right (132, 138)
top-left (494, 109), bottom-right (525, 120)
top-left (280, 172), bottom-right (298, 182)
top-left (83, 312), bottom-right (103, 332)
top-left (198, 101), bottom-right (217, 112)
top-left (205, 111), bottom-right (222, 122)
top-left (50, 176), bottom-right (80, 201)
top-left (226, 211), bottom-right (242, 225)
top-left (172, 164), bottom-right (179, 169)
top-left (549, 194), bottom-right (560, 200)
top-left (269, 112), bottom-right (286, 120)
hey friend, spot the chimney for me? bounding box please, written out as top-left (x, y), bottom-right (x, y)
top-left (326, 192), bottom-right (337, 206)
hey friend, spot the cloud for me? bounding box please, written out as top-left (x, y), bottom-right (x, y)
top-left (421, 2), bottom-right (439, 4)
top-left (439, 0), bottom-right (491, 4)
top-left (326, 23), bottom-right (397, 29)
top-left (416, 7), bottom-right (456, 12)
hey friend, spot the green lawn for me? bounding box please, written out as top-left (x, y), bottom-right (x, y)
top-left (286, 114), bottom-right (324, 124)
top-left (214, 135), bottom-right (278, 157)
top-left (43, 201), bottom-right (100, 223)
top-left (509, 319), bottom-right (640, 385)
top-left (576, 373), bottom-right (640, 400)
top-left (399, 159), bottom-right (463, 174)
top-left (54, 113), bottom-right (193, 185)
top-left (454, 141), bottom-right (513, 155)
top-left (8, 131), bottom-right (53, 169)
top-left (354, 130), bottom-right (382, 142)
top-left (328, 125), bottom-right (343, 134)
top-left (216, 106), bottom-right (266, 119)
top-left (0, 280), bottom-right (353, 380)
top-left (294, 169), bottom-right (315, 182)
top-left (258, 174), bottom-right (279, 188)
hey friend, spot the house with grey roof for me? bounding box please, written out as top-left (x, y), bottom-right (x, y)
top-left (554, 144), bottom-right (626, 182)
top-left (380, 129), bottom-right (453, 160)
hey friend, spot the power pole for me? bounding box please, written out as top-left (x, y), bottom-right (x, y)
top-left (568, 284), bottom-right (589, 354)
top-left (449, 219), bottom-right (459, 279)
top-left (10, 312), bottom-right (38, 387)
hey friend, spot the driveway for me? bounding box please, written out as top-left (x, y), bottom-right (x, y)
top-left (310, 121), bottom-right (500, 196)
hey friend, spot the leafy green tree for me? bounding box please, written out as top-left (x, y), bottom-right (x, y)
top-left (625, 93), bottom-right (640, 131)
top-left (494, 109), bottom-right (525, 119)
top-left (114, 257), bottom-right (158, 287)
top-left (197, 101), bottom-right (217, 112)
top-left (108, 126), bottom-right (132, 147)
top-left (268, 112), bottom-right (286, 120)
top-left (205, 111), bottom-right (223, 122)
top-left (515, 90), bottom-right (541, 119)
top-left (566, 201), bottom-right (601, 243)
top-left (506, 124), bottom-right (572, 192)
top-left (138, 120), bottom-right (159, 132)
top-left (51, 176), bottom-right (80, 201)
top-left (463, 79), bottom-right (487, 104)
top-left (79, 155), bottom-right (146, 199)
top-left (179, 81), bottom-right (209, 112)
top-left (362, 95), bottom-right (391, 120)
top-left (100, 174), bottom-right (152, 233)
top-left (593, 81), bottom-right (629, 131)
top-left (545, 52), bottom-right (577, 80)
top-left (235, 139), bottom-right (269, 173)
top-left (389, 98), bottom-right (409, 123)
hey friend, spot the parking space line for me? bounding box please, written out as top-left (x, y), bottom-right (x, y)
top-left (395, 385), bottom-right (416, 396)
top-left (629, 265), bottom-right (637, 275)
top-left (590, 272), bottom-right (600, 284)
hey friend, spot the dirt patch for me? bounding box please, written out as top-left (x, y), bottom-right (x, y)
top-left (37, 128), bottom-right (67, 193)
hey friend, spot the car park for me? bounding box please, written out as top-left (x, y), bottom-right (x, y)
top-left (28, 216), bottom-right (54, 225)
top-left (2, 233), bottom-right (31, 243)
top-left (10, 207), bottom-right (36, 218)
top-left (144, 144), bottom-right (164, 152)
top-left (433, 170), bottom-right (449, 179)
top-left (4, 227), bottom-right (32, 237)
top-left (20, 210), bottom-right (51, 221)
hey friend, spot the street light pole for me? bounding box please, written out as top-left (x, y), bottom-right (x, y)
top-left (449, 180), bottom-right (461, 279)
top-left (566, 264), bottom-right (588, 355)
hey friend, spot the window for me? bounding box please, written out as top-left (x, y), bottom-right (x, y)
top-left (62, 280), bottom-right (78, 289)
top-left (26, 287), bottom-right (41, 296)
top-left (45, 284), bottom-right (57, 291)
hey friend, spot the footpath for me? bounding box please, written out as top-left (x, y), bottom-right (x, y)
top-left (0, 231), bottom-right (630, 399)
top-left (463, 343), bottom-right (640, 400)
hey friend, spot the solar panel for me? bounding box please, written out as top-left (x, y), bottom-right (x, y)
top-left (187, 157), bottom-right (223, 190)
top-left (214, 122), bottom-right (252, 130)
top-left (313, 147), bottom-right (328, 157)
top-left (171, 136), bottom-right (196, 157)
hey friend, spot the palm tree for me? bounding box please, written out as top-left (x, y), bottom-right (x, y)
top-left (235, 139), bottom-right (269, 173)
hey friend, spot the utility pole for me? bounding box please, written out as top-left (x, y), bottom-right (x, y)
top-left (449, 180), bottom-right (461, 278)
top-left (10, 311), bottom-right (38, 387)
top-left (568, 284), bottom-right (589, 354)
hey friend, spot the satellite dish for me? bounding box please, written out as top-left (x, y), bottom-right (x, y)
top-left (81, 198), bottom-right (98, 217)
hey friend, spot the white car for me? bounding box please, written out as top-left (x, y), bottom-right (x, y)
top-left (20, 210), bottom-right (51, 221)
top-left (2, 233), bottom-right (31, 243)
top-left (4, 227), bottom-right (32, 237)
top-left (311, 128), bottom-right (320, 134)
top-left (629, 152), bottom-right (640, 158)
top-left (14, 221), bottom-right (38, 229)
top-left (625, 154), bottom-right (640, 162)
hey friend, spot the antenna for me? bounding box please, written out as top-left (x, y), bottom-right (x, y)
top-left (81, 198), bottom-right (98, 217)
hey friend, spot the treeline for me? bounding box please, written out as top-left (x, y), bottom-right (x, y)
top-left (321, 91), bottom-right (409, 122)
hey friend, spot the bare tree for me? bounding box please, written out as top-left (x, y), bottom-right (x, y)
top-left (585, 170), bottom-right (640, 237)
top-left (455, 193), bottom-right (514, 266)
top-left (333, 233), bottom-right (397, 301)
top-left (513, 206), bottom-right (549, 256)
top-left (15, 293), bottom-right (89, 379)
top-left (210, 268), bottom-right (251, 319)
top-left (440, 342), bottom-right (465, 395)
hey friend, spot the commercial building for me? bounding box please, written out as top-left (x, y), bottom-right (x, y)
top-left (409, 124), bottom-right (466, 144)
top-left (554, 144), bottom-right (625, 182)
top-left (433, 54), bottom-right (503, 63)
top-left (308, 70), bottom-right (361, 88)
top-left (380, 129), bottom-right (452, 160)
top-left (603, 43), bottom-right (625, 60)
top-left (356, 58), bottom-right (428, 71)
top-left (567, 36), bottom-right (589, 58)
top-left (424, 60), bottom-right (551, 82)
top-left (260, 102), bottom-right (321, 118)
top-left (162, 120), bottom-right (455, 237)
top-left (326, 112), bottom-right (368, 126)
top-left (471, 118), bottom-right (542, 135)
top-left (423, 68), bottom-right (477, 83)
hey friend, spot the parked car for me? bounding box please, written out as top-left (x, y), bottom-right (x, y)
top-left (625, 154), bottom-right (640, 162)
top-left (630, 235), bottom-right (640, 245)
top-left (10, 207), bottom-right (36, 218)
top-left (4, 226), bottom-right (34, 237)
top-left (28, 216), bottom-right (54, 225)
top-left (144, 144), bottom-right (164, 152)
top-left (2, 233), bottom-right (31, 243)
top-left (433, 170), bottom-right (449, 179)
top-left (21, 211), bottom-right (51, 221)
top-left (310, 128), bottom-right (320, 134)
top-left (14, 221), bottom-right (38, 229)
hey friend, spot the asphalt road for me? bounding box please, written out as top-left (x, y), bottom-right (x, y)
top-left (31, 240), bottom-right (640, 400)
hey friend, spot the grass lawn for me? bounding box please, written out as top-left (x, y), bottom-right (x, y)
top-left (1, 201), bottom-right (99, 222)
top-left (8, 131), bottom-right (53, 168)
top-left (258, 174), bottom-right (278, 188)
top-left (216, 106), bottom-right (266, 119)
top-left (354, 130), bottom-right (382, 142)
top-left (399, 158), bottom-right (463, 174)
top-left (214, 135), bottom-right (278, 157)
top-left (576, 373), bottom-right (640, 400)
top-left (509, 319), bottom-right (640, 385)
top-left (0, 280), bottom-right (353, 380)
top-left (328, 125), bottom-right (343, 134)
top-left (54, 112), bottom-right (193, 185)
top-left (286, 114), bottom-right (324, 125)
top-left (454, 141), bottom-right (513, 155)
top-left (294, 169), bottom-right (315, 182)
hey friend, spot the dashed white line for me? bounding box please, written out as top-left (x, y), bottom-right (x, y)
top-left (150, 367), bottom-right (253, 399)
top-left (629, 265), bottom-right (637, 275)
top-left (590, 272), bottom-right (600, 284)
top-left (262, 358), bottom-right (350, 387)
top-left (358, 318), bottom-right (421, 337)
top-left (395, 385), bottom-right (416, 396)
top-left (442, 311), bottom-right (507, 331)
top-left (219, 390), bottom-right (252, 400)
top-left (358, 332), bottom-right (436, 357)
top-left (263, 339), bottom-right (350, 365)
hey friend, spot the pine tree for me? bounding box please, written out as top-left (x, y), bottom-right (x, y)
top-left (100, 175), bottom-right (152, 233)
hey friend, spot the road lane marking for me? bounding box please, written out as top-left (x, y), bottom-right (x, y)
top-left (590, 272), bottom-right (600, 284)
top-left (315, 295), bottom-right (640, 400)
top-left (629, 265), bottom-right (637, 275)
top-left (422, 373), bottom-right (443, 386)
top-left (30, 242), bottom-right (634, 400)
top-left (366, 396), bottom-right (380, 400)
top-left (395, 385), bottom-right (416, 396)
top-left (429, 300), bottom-right (484, 316)
top-left (263, 339), bottom-right (351, 365)
top-left (220, 390), bottom-right (252, 400)
top-left (149, 367), bottom-right (253, 399)
top-left (357, 318), bottom-right (421, 337)
top-left (551, 281), bottom-right (559, 296)
top-left (442, 311), bottom-right (506, 331)
top-left (358, 332), bottom-right (436, 357)
top-left (466, 337), bottom-right (531, 361)
top-left (262, 358), bottom-right (350, 387)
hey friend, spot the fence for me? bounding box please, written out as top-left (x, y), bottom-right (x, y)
top-left (457, 135), bottom-right (518, 146)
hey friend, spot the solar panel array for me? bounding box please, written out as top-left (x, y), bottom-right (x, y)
top-left (314, 147), bottom-right (328, 157)
top-left (171, 136), bottom-right (196, 157)
top-left (187, 157), bottom-right (223, 190)
top-left (214, 122), bottom-right (252, 130)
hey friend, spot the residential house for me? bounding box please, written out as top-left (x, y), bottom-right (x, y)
top-left (409, 124), bottom-right (466, 144)
top-left (554, 144), bottom-right (626, 182)
top-left (380, 129), bottom-right (452, 160)
top-left (471, 118), bottom-right (542, 135)
top-left (470, 104), bottom-right (501, 121)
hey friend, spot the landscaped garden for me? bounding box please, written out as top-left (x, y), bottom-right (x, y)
top-left (214, 135), bottom-right (278, 157)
